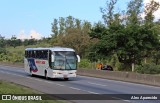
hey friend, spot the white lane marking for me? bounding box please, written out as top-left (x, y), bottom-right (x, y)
top-left (38, 80), bottom-right (65, 87)
top-left (123, 100), bottom-right (130, 102)
top-left (13, 69), bottom-right (24, 72)
top-left (85, 91), bottom-right (99, 94)
top-left (112, 97), bottom-right (130, 102)
top-left (36, 79), bottom-right (45, 82)
top-left (26, 77), bottom-right (32, 79)
top-left (0, 67), bottom-right (24, 72)
top-left (0, 65), bottom-right (23, 69)
top-left (69, 87), bottom-right (82, 91)
top-left (55, 83), bottom-right (65, 87)
top-left (1, 71), bottom-right (25, 77)
top-left (54, 83), bottom-right (65, 87)
top-left (88, 82), bottom-right (107, 87)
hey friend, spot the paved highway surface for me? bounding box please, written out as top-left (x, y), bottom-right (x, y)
top-left (0, 65), bottom-right (160, 103)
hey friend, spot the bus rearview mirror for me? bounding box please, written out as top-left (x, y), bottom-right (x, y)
top-left (77, 55), bottom-right (80, 62)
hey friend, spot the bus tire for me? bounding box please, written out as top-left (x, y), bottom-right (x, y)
top-left (45, 70), bottom-right (48, 80)
top-left (64, 78), bottom-right (69, 81)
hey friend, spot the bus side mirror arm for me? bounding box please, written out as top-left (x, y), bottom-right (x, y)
top-left (51, 55), bottom-right (54, 62)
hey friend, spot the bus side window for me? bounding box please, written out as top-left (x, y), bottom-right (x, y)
top-left (44, 50), bottom-right (48, 59)
top-left (41, 51), bottom-right (44, 59)
top-left (29, 51), bottom-right (31, 58)
top-left (28, 51), bottom-right (31, 58)
top-left (35, 50), bottom-right (37, 58)
top-left (40, 50), bottom-right (47, 59)
top-left (31, 51), bottom-right (34, 58)
top-left (39, 51), bottom-right (41, 59)
top-left (33, 51), bottom-right (36, 58)
top-left (31, 51), bottom-right (33, 58)
top-left (37, 50), bottom-right (40, 59)
top-left (39, 50), bottom-right (42, 59)
top-left (27, 51), bottom-right (29, 58)
top-left (36, 51), bottom-right (38, 59)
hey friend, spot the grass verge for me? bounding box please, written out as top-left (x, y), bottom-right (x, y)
top-left (0, 80), bottom-right (63, 103)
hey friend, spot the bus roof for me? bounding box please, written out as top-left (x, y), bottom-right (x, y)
top-left (25, 47), bottom-right (75, 52)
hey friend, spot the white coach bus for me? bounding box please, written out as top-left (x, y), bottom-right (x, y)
top-left (24, 47), bottom-right (80, 80)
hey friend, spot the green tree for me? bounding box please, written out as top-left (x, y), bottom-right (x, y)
top-left (10, 35), bottom-right (21, 48)
top-left (121, 0), bottom-right (143, 71)
top-left (57, 21), bottom-right (91, 57)
top-left (100, 0), bottom-right (118, 26)
top-left (144, 0), bottom-right (160, 65)
top-left (59, 17), bottom-right (65, 35)
top-left (51, 19), bottom-right (58, 37)
top-left (23, 39), bottom-right (37, 46)
top-left (90, 0), bottom-right (160, 71)
top-left (0, 35), bottom-right (6, 55)
top-left (65, 16), bottom-right (75, 29)
top-left (75, 19), bottom-right (81, 29)
top-left (50, 16), bottom-right (91, 58)
top-left (0, 34), bottom-right (5, 48)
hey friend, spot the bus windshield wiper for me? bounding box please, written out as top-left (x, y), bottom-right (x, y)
top-left (66, 59), bottom-right (72, 70)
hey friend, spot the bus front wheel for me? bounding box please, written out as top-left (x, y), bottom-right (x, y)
top-left (64, 78), bottom-right (69, 81)
top-left (45, 71), bottom-right (48, 80)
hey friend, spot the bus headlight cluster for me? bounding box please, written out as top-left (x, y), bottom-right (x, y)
top-left (53, 72), bottom-right (57, 74)
top-left (53, 72), bottom-right (62, 74)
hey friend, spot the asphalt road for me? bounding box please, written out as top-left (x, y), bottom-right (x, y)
top-left (0, 65), bottom-right (160, 103)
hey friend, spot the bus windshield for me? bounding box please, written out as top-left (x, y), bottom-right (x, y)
top-left (52, 51), bottom-right (77, 70)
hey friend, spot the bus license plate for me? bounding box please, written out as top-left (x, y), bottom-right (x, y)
top-left (64, 75), bottom-right (67, 78)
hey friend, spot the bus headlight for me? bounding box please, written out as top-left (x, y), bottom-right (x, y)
top-left (53, 72), bottom-right (57, 74)
top-left (53, 72), bottom-right (62, 75)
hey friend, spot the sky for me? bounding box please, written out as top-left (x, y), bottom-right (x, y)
top-left (0, 0), bottom-right (159, 39)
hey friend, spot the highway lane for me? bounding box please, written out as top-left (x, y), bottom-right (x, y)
top-left (0, 65), bottom-right (160, 103)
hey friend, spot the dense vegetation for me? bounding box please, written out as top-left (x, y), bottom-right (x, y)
top-left (0, 0), bottom-right (160, 74)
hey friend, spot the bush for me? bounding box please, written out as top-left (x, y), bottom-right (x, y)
top-left (78, 59), bottom-right (91, 69)
top-left (135, 64), bottom-right (160, 74)
top-left (0, 48), bottom-right (6, 54)
top-left (8, 52), bottom-right (24, 63)
top-left (0, 53), bottom-right (8, 61)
